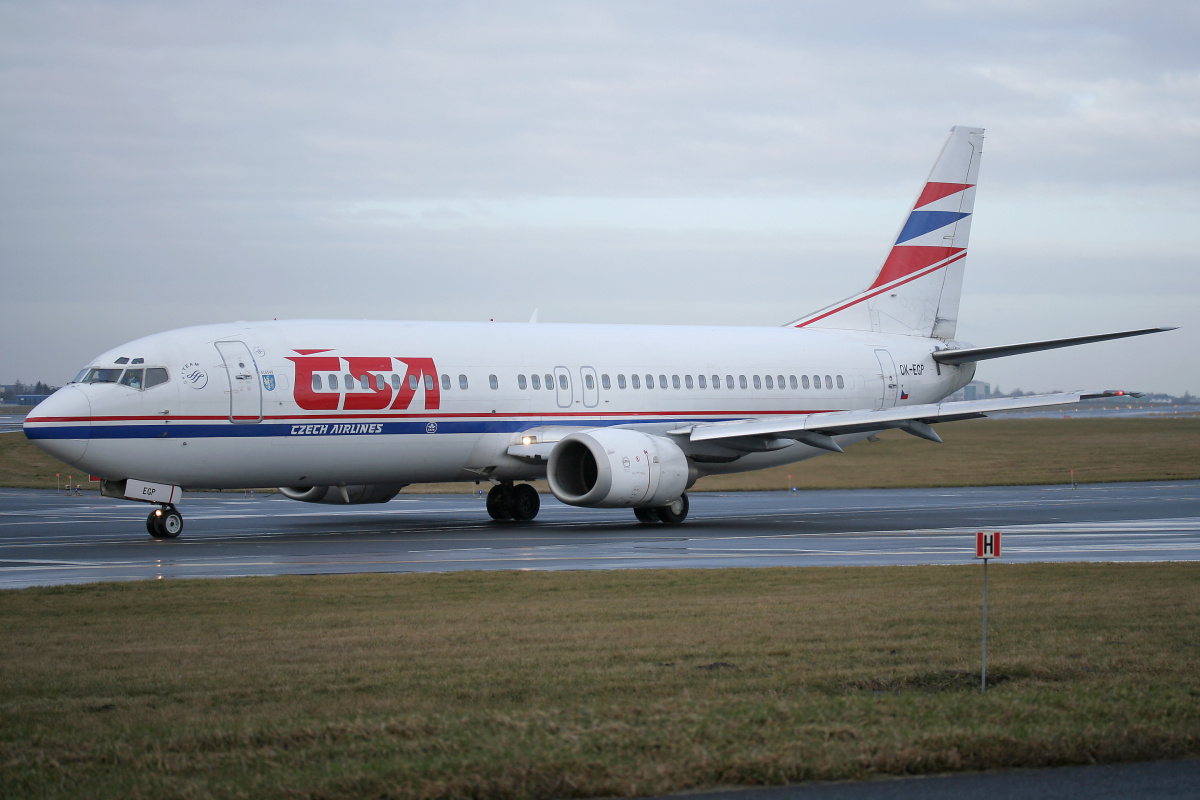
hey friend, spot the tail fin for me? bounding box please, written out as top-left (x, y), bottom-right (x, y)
top-left (788, 125), bottom-right (985, 338)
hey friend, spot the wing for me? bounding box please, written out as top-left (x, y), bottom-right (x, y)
top-left (674, 390), bottom-right (1136, 452)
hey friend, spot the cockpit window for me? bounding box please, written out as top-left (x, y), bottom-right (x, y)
top-left (79, 366), bottom-right (170, 389)
top-left (83, 368), bottom-right (123, 383)
top-left (144, 368), bottom-right (169, 389)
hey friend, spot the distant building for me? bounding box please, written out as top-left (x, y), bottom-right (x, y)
top-left (947, 380), bottom-right (991, 402)
top-left (14, 394), bottom-right (51, 406)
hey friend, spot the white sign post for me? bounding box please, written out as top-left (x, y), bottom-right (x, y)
top-left (975, 531), bottom-right (1002, 692)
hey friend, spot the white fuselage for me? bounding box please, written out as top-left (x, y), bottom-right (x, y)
top-left (25, 319), bottom-right (974, 489)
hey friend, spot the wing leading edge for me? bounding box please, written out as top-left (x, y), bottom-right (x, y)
top-left (681, 390), bottom-right (1136, 450)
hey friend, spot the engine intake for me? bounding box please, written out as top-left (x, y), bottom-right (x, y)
top-left (547, 429), bottom-right (689, 508)
top-left (278, 484), bottom-right (405, 505)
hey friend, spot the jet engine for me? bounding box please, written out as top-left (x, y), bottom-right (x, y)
top-left (278, 484), bottom-right (405, 504)
top-left (547, 428), bottom-right (690, 508)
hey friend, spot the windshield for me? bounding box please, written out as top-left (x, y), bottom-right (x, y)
top-left (82, 368), bottom-right (123, 383)
top-left (78, 366), bottom-right (171, 389)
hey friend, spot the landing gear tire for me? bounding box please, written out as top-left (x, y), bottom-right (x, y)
top-left (486, 484), bottom-right (514, 521)
top-left (511, 484), bottom-right (541, 522)
top-left (656, 493), bottom-right (689, 525)
top-left (633, 507), bottom-right (658, 524)
top-left (148, 506), bottom-right (183, 539)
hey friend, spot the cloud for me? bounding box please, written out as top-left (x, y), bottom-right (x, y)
top-left (1, 1), bottom-right (1196, 394)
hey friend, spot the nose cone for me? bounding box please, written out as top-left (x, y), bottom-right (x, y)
top-left (23, 386), bottom-right (92, 466)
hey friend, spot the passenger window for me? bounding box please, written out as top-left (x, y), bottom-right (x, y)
top-left (645, 374), bottom-right (654, 389)
top-left (585, 374), bottom-right (594, 390)
top-left (312, 374), bottom-right (323, 391)
top-left (790, 375), bottom-right (798, 390)
top-left (685, 375), bottom-right (693, 389)
top-left (837, 375), bottom-right (844, 389)
top-left (753, 375), bottom-right (761, 389)
top-left (459, 374), bottom-right (468, 390)
top-left (558, 374), bottom-right (568, 390)
top-left (119, 369), bottom-right (144, 389)
top-left (632, 374), bottom-right (640, 389)
top-left (726, 375), bottom-right (734, 389)
top-left (409, 375), bottom-right (419, 390)
top-left (518, 374), bottom-right (528, 390)
top-left (812, 374), bottom-right (820, 389)
top-left (532, 374), bottom-right (541, 390)
top-left (658, 375), bottom-right (667, 389)
top-left (330, 374), bottom-right (339, 390)
top-left (602, 374), bottom-right (611, 390)
top-left (489, 374), bottom-right (499, 390)
top-left (740, 375), bottom-right (748, 389)
top-left (423, 374), bottom-right (433, 391)
top-left (618, 374), bottom-right (626, 389)
top-left (698, 375), bottom-right (706, 389)
top-left (545, 374), bottom-right (553, 390)
top-left (711, 375), bottom-right (720, 389)
top-left (345, 373), bottom-right (353, 388)
top-left (442, 374), bottom-right (451, 390)
top-left (825, 375), bottom-right (833, 389)
top-left (145, 368), bottom-right (169, 389)
top-left (765, 375), bottom-right (773, 389)
top-left (672, 375), bottom-right (680, 389)
top-left (778, 375), bottom-right (785, 389)
top-left (802, 375), bottom-right (810, 389)
top-left (360, 375), bottom-right (370, 390)
top-left (391, 374), bottom-right (400, 390)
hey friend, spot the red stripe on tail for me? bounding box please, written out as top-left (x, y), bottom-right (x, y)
top-left (915, 182), bottom-right (972, 209)
top-left (869, 246), bottom-right (965, 289)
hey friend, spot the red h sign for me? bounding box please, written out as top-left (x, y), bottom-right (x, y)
top-left (976, 531), bottom-right (1001, 559)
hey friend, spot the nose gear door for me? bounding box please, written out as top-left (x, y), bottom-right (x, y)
top-left (215, 341), bottom-right (263, 423)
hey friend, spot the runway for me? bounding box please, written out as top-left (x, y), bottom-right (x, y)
top-left (2, 481), bottom-right (1199, 588)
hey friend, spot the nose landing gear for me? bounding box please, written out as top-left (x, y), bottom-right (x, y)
top-left (146, 505), bottom-right (184, 539)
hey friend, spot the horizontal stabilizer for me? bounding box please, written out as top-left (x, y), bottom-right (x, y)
top-left (687, 390), bottom-right (1137, 446)
top-left (933, 327), bottom-right (1176, 365)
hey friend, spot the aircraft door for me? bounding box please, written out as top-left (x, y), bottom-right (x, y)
top-left (215, 341), bottom-right (263, 423)
top-left (874, 349), bottom-right (899, 409)
top-left (580, 367), bottom-right (599, 408)
top-left (553, 366), bottom-right (573, 408)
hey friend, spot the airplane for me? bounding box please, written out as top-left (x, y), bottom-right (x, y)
top-left (23, 126), bottom-right (1173, 538)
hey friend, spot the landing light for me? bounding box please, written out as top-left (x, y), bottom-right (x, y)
top-left (522, 435), bottom-right (536, 446)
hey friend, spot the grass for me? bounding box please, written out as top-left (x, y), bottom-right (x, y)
top-left (2, 564), bottom-right (1199, 798)
top-left (6, 417), bottom-right (1199, 492)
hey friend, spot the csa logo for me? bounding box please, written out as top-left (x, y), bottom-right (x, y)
top-left (425, 422), bottom-right (438, 434)
top-left (181, 362), bottom-right (208, 390)
top-left (262, 374), bottom-right (276, 392)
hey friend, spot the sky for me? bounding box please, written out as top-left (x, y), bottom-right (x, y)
top-left (1, 0), bottom-right (1197, 396)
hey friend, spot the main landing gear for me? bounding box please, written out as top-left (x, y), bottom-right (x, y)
top-left (146, 505), bottom-right (183, 539)
top-left (486, 483), bottom-right (541, 522)
top-left (634, 492), bottom-right (689, 525)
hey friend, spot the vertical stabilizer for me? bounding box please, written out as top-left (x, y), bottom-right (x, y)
top-left (788, 126), bottom-right (984, 338)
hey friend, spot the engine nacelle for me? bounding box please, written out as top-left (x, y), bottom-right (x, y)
top-left (278, 484), bottom-right (405, 505)
top-left (547, 428), bottom-right (689, 508)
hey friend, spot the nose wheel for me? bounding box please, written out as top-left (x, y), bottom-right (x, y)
top-left (146, 505), bottom-right (184, 539)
